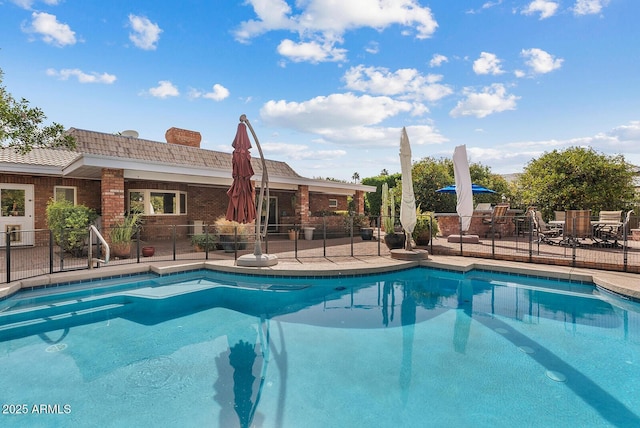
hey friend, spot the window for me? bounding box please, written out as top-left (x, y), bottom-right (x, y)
top-left (128, 190), bottom-right (187, 215)
top-left (328, 199), bottom-right (338, 208)
top-left (54, 186), bottom-right (77, 205)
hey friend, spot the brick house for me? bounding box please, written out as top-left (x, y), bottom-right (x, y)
top-left (0, 127), bottom-right (375, 245)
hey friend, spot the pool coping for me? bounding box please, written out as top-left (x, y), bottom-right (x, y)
top-left (1, 255), bottom-right (638, 301)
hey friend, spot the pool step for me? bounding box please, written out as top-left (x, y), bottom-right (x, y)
top-left (0, 299), bottom-right (130, 341)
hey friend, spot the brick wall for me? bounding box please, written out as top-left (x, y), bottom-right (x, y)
top-left (1, 174), bottom-right (101, 230)
top-left (309, 193), bottom-right (348, 213)
top-left (101, 168), bottom-right (125, 235)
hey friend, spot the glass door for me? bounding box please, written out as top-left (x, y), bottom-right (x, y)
top-left (0, 184), bottom-right (34, 246)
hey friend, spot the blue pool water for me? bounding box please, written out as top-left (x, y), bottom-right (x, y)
top-left (0, 267), bottom-right (639, 427)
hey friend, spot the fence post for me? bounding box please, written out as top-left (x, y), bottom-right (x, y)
top-left (490, 215), bottom-right (496, 258)
top-left (172, 225), bottom-right (177, 261)
top-left (234, 225), bottom-right (238, 260)
top-left (458, 216), bottom-right (463, 255)
top-left (205, 225), bottom-right (210, 260)
top-left (49, 229), bottom-right (54, 274)
top-left (294, 221), bottom-right (298, 259)
top-left (5, 231), bottom-right (10, 283)
top-left (528, 215), bottom-right (533, 262)
top-left (136, 227), bottom-right (141, 263)
top-left (377, 216), bottom-right (381, 256)
top-left (323, 216), bottom-right (327, 258)
top-left (623, 222), bottom-right (629, 272)
top-left (350, 215), bottom-right (354, 257)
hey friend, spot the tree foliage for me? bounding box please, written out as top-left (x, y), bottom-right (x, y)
top-left (411, 156), bottom-right (510, 213)
top-left (517, 147), bottom-right (636, 220)
top-left (0, 69), bottom-right (75, 154)
top-left (361, 173), bottom-right (400, 217)
top-left (361, 157), bottom-right (512, 216)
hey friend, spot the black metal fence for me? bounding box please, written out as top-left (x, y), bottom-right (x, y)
top-left (2, 213), bottom-right (639, 284)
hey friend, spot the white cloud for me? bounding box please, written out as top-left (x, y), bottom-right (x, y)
top-left (364, 41), bottom-right (379, 54)
top-left (521, 48), bottom-right (563, 74)
top-left (189, 84), bottom-right (230, 101)
top-left (450, 83), bottom-right (519, 118)
top-left (522, 0), bottom-right (559, 19)
top-left (429, 54), bottom-right (448, 68)
top-left (128, 14), bottom-right (162, 50)
top-left (235, 0), bottom-right (437, 63)
top-left (262, 142), bottom-right (347, 161)
top-left (343, 65), bottom-right (453, 102)
top-left (23, 12), bottom-right (76, 47)
top-left (473, 52), bottom-right (504, 75)
top-left (277, 39), bottom-right (347, 63)
top-left (11, 0), bottom-right (59, 9)
top-left (573, 0), bottom-right (610, 15)
top-left (147, 81), bottom-right (179, 98)
top-left (260, 92), bottom-right (447, 147)
top-left (46, 68), bottom-right (116, 84)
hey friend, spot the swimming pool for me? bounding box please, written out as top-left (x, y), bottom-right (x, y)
top-left (0, 267), bottom-right (639, 427)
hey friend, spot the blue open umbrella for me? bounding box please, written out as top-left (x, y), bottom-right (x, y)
top-left (436, 184), bottom-right (497, 194)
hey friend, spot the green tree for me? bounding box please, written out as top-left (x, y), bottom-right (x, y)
top-left (517, 147), bottom-right (636, 220)
top-left (361, 173), bottom-right (400, 217)
top-left (0, 69), bottom-right (75, 154)
top-left (411, 157), bottom-right (509, 213)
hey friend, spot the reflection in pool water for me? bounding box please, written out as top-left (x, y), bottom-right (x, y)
top-left (0, 267), bottom-right (639, 427)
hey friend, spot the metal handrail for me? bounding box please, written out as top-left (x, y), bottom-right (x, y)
top-left (88, 225), bottom-right (109, 268)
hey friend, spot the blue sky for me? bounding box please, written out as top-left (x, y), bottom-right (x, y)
top-left (1, 0), bottom-right (639, 181)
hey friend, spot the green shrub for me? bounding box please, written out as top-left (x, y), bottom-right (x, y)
top-left (46, 199), bottom-right (97, 256)
top-left (191, 234), bottom-right (217, 251)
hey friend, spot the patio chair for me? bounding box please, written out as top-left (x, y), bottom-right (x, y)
top-left (530, 210), bottom-right (561, 245)
top-left (482, 204), bottom-right (509, 238)
top-left (564, 209), bottom-right (592, 245)
top-left (593, 210), bottom-right (623, 246)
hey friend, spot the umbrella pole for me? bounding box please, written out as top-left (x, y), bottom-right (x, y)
top-left (240, 114), bottom-right (268, 256)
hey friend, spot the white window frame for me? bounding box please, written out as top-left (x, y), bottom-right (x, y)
top-left (328, 198), bottom-right (338, 208)
top-left (128, 189), bottom-right (187, 215)
top-left (54, 186), bottom-right (77, 205)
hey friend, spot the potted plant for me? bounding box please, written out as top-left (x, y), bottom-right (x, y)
top-left (349, 214), bottom-right (373, 240)
top-left (381, 183), bottom-right (405, 249)
top-left (288, 229), bottom-right (299, 240)
top-left (191, 233), bottom-right (217, 252)
top-left (413, 207), bottom-right (438, 246)
top-left (109, 212), bottom-right (142, 259)
top-left (214, 217), bottom-right (248, 252)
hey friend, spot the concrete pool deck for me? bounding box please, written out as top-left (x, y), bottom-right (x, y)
top-left (2, 253), bottom-right (639, 302)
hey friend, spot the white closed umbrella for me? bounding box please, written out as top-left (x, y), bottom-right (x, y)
top-left (399, 127), bottom-right (417, 250)
top-left (453, 145), bottom-right (473, 233)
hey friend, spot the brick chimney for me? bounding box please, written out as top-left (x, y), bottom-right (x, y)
top-left (165, 127), bottom-right (201, 148)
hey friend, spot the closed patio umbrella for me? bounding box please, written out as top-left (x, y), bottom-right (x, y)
top-left (226, 122), bottom-right (256, 224)
top-left (453, 145), bottom-right (473, 233)
top-left (399, 127), bottom-right (416, 251)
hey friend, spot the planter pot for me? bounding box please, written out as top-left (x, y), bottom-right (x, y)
top-left (384, 232), bottom-right (406, 250)
top-left (360, 228), bottom-right (374, 241)
top-left (288, 230), bottom-right (299, 240)
top-left (111, 242), bottom-right (131, 259)
top-left (303, 227), bottom-right (315, 240)
top-left (414, 230), bottom-right (431, 246)
top-left (142, 246), bottom-right (155, 257)
top-left (218, 235), bottom-right (246, 252)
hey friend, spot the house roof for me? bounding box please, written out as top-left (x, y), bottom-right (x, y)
top-left (68, 128), bottom-right (302, 180)
top-left (1, 128), bottom-right (375, 195)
